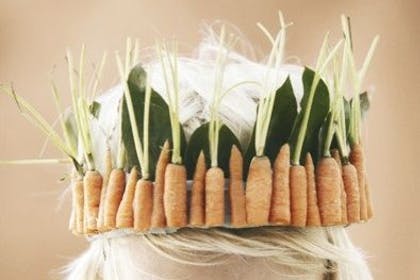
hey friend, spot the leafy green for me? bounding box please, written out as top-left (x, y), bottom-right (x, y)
top-left (184, 122), bottom-right (241, 179)
top-left (289, 67), bottom-right (330, 164)
top-left (121, 64), bottom-right (186, 179)
top-left (244, 77), bottom-right (297, 175)
top-left (89, 101), bottom-right (101, 119)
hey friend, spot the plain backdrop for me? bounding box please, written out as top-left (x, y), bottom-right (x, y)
top-left (0, 0), bottom-right (419, 279)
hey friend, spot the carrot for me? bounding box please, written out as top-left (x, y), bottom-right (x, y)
top-left (349, 143), bottom-right (368, 221)
top-left (342, 163), bottom-right (360, 223)
top-left (83, 170), bottom-right (103, 233)
top-left (97, 149), bottom-right (113, 231)
top-left (316, 157), bottom-right (342, 226)
top-left (68, 173), bottom-right (77, 234)
top-left (245, 156), bottom-right (272, 225)
top-left (103, 168), bottom-right (126, 229)
top-left (71, 177), bottom-right (84, 235)
top-left (305, 153), bottom-right (321, 226)
top-left (163, 163), bottom-right (187, 228)
top-left (332, 150), bottom-right (348, 224)
top-left (229, 145), bottom-right (246, 227)
top-left (205, 166), bottom-right (225, 226)
top-left (270, 144), bottom-right (291, 225)
top-left (133, 178), bottom-right (153, 231)
top-left (116, 167), bottom-right (138, 228)
top-left (189, 151), bottom-right (206, 226)
top-left (151, 141), bottom-right (170, 229)
top-left (290, 165), bottom-right (307, 227)
top-left (366, 178), bottom-right (374, 219)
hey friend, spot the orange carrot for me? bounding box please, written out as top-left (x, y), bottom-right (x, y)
top-left (163, 163), bottom-right (187, 228)
top-left (229, 145), bottom-right (246, 227)
top-left (133, 179), bottom-right (153, 231)
top-left (205, 166), bottom-right (225, 226)
top-left (189, 151), bottom-right (206, 226)
top-left (116, 167), bottom-right (138, 228)
top-left (316, 157), bottom-right (342, 226)
top-left (332, 150), bottom-right (348, 224)
top-left (290, 165), bottom-right (307, 227)
top-left (349, 143), bottom-right (368, 221)
top-left (366, 178), bottom-right (374, 219)
top-left (245, 156), bottom-right (272, 225)
top-left (305, 153), bottom-right (321, 226)
top-left (342, 163), bottom-right (360, 223)
top-left (270, 144), bottom-right (291, 225)
top-left (71, 177), bottom-right (84, 235)
top-left (103, 168), bottom-right (126, 229)
top-left (151, 141), bottom-right (170, 229)
top-left (97, 149), bottom-right (113, 231)
top-left (83, 170), bottom-right (103, 233)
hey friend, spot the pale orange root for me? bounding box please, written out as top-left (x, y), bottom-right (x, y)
top-left (189, 151), bottom-right (206, 226)
top-left (270, 144), bottom-right (291, 225)
top-left (97, 149), bottom-right (113, 231)
top-left (133, 179), bottom-right (153, 231)
top-left (103, 169), bottom-right (126, 229)
top-left (72, 177), bottom-right (84, 235)
top-left (205, 166), bottom-right (225, 227)
top-left (229, 145), bottom-right (246, 227)
top-left (349, 143), bottom-right (368, 221)
top-left (290, 165), bottom-right (307, 227)
top-left (83, 170), bottom-right (103, 233)
top-left (316, 157), bottom-right (342, 226)
top-left (366, 178), bottom-right (374, 219)
top-left (332, 150), bottom-right (348, 224)
top-left (342, 163), bottom-right (361, 223)
top-left (163, 163), bottom-right (187, 228)
top-left (151, 141), bottom-right (170, 229)
top-left (305, 153), bottom-right (321, 226)
top-left (116, 167), bottom-right (138, 228)
top-left (245, 156), bottom-right (272, 226)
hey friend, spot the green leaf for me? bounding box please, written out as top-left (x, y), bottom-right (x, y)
top-left (184, 123), bottom-right (241, 179)
top-left (89, 101), bottom-right (101, 119)
top-left (121, 64), bottom-right (186, 180)
top-left (289, 67), bottom-right (330, 164)
top-left (244, 77), bottom-right (297, 175)
top-left (358, 91), bottom-right (370, 119)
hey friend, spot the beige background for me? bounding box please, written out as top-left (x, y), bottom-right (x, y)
top-left (0, 0), bottom-right (419, 279)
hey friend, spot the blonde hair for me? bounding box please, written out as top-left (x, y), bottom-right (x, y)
top-left (63, 227), bottom-right (372, 279)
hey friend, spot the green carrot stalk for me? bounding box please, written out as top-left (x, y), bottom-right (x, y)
top-left (291, 35), bottom-right (344, 165)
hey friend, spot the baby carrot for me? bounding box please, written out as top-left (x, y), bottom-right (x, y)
top-left (83, 170), bottom-right (103, 233)
top-left (246, 156), bottom-right (272, 225)
top-left (133, 178), bottom-right (153, 231)
top-left (290, 165), bottom-right (307, 227)
top-left (229, 145), bottom-right (246, 227)
top-left (151, 141), bottom-right (170, 229)
top-left (189, 151), bottom-right (206, 226)
top-left (270, 144), bottom-right (291, 225)
top-left (316, 157), bottom-right (342, 226)
top-left (116, 167), bottom-right (138, 228)
top-left (349, 143), bottom-right (368, 221)
top-left (332, 150), bottom-right (348, 224)
top-left (163, 163), bottom-right (187, 228)
top-left (71, 176), bottom-right (84, 235)
top-left (97, 149), bottom-right (113, 231)
top-left (342, 163), bottom-right (360, 223)
top-left (205, 166), bottom-right (225, 226)
top-left (305, 153), bottom-right (321, 226)
top-left (103, 168), bottom-right (126, 229)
